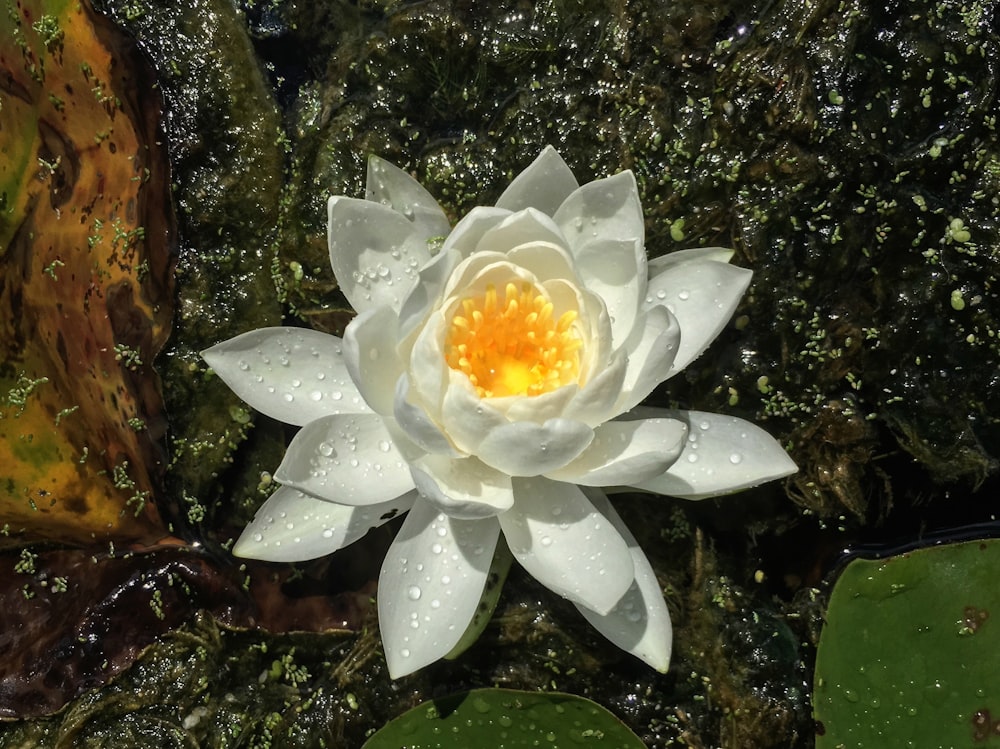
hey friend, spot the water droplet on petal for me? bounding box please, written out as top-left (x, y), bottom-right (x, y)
top-left (322, 528), bottom-right (335, 538)
top-left (318, 442), bottom-right (335, 457)
top-left (540, 536), bottom-right (552, 547)
top-left (400, 648), bottom-right (410, 658)
top-left (238, 360), bottom-right (250, 371)
top-left (431, 543), bottom-right (443, 554)
top-left (378, 440), bottom-right (392, 452)
top-left (729, 452), bottom-right (744, 464)
top-left (407, 585), bottom-right (422, 601)
top-left (678, 289), bottom-right (691, 301)
top-left (252, 532), bottom-right (263, 542)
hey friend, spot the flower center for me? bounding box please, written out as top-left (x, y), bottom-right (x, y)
top-left (445, 282), bottom-right (581, 398)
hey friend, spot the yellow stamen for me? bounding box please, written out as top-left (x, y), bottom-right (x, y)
top-left (444, 282), bottom-right (582, 398)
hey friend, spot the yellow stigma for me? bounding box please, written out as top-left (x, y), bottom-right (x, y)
top-left (445, 282), bottom-right (582, 398)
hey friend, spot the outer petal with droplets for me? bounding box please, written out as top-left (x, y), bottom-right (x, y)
top-left (343, 306), bottom-right (403, 416)
top-left (574, 491), bottom-right (672, 672)
top-left (365, 155), bottom-right (451, 242)
top-left (545, 418), bottom-right (687, 487)
top-left (274, 413), bottom-right (414, 505)
top-left (327, 196), bottom-right (431, 313)
top-left (630, 410), bottom-right (797, 499)
top-left (495, 145), bottom-right (579, 216)
top-left (644, 260), bottom-right (752, 378)
top-left (378, 498), bottom-right (500, 678)
top-left (500, 477), bottom-right (633, 615)
top-left (202, 327), bottom-right (371, 426)
top-left (409, 453), bottom-right (515, 519)
top-left (233, 486), bottom-right (415, 562)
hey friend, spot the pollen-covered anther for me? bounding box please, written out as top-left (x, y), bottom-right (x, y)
top-left (445, 282), bottom-right (582, 398)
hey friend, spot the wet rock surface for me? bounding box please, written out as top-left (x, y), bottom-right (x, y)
top-left (1, 0), bottom-right (998, 745)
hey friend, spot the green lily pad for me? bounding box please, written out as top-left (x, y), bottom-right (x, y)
top-left (815, 539), bottom-right (1000, 748)
top-left (362, 688), bottom-right (645, 748)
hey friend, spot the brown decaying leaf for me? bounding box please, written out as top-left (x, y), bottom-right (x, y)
top-left (0, 0), bottom-right (174, 544)
top-left (0, 546), bottom-right (375, 719)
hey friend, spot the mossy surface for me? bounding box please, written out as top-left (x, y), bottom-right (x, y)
top-left (1, 0), bottom-right (998, 746)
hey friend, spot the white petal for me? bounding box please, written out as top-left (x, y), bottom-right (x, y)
top-left (274, 413), bottom-right (414, 505)
top-left (327, 196), bottom-right (430, 313)
top-left (393, 375), bottom-right (458, 455)
top-left (441, 206), bottom-right (510, 257)
top-left (233, 486), bottom-right (414, 562)
top-left (439, 376), bottom-right (508, 454)
top-left (495, 146), bottom-right (579, 216)
top-left (407, 311), bottom-right (449, 416)
top-left (647, 246), bottom-right (734, 278)
top-left (553, 170), bottom-right (644, 258)
top-left (631, 410), bottom-right (797, 499)
top-left (474, 208), bottom-right (571, 258)
top-left (615, 305), bottom-right (681, 414)
top-left (410, 453), bottom-right (515, 519)
top-left (574, 491), bottom-right (672, 672)
top-left (564, 349), bottom-right (628, 426)
top-left (202, 327), bottom-right (371, 427)
top-left (505, 240), bottom-right (580, 285)
top-left (500, 477), bottom-right (633, 615)
top-left (477, 418), bottom-right (594, 476)
top-left (397, 248), bottom-right (461, 341)
top-left (365, 155), bottom-right (451, 241)
top-left (575, 237), bottom-right (644, 348)
top-left (343, 306), bottom-right (403, 415)
top-left (644, 259), bottom-right (752, 378)
top-left (501, 383), bottom-right (578, 423)
top-left (378, 498), bottom-right (500, 678)
top-left (546, 418), bottom-right (688, 486)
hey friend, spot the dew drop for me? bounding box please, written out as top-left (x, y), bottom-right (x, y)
top-left (322, 528), bottom-right (335, 539)
top-left (318, 442), bottom-right (335, 457)
top-left (378, 440), bottom-right (392, 452)
top-left (310, 390), bottom-right (323, 401)
top-left (678, 289), bottom-right (691, 301)
top-left (252, 532), bottom-right (263, 542)
top-left (238, 360), bottom-right (250, 371)
top-left (441, 575), bottom-right (451, 585)
top-left (331, 391), bottom-right (343, 401)
top-left (655, 289), bottom-right (667, 300)
top-left (687, 453), bottom-right (699, 463)
top-left (436, 526), bottom-right (447, 537)
top-left (729, 452), bottom-right (744, 464)
top-left (540, 535), bottom-right (553, 547)
top-left (400, 648), bottom-right (410, 658)
top-left (282, 393), bottom-right (294, 402)
top-left (431, 543), bottom-right (443, 554)
top-left (407, 585), bottom-right (422, 601)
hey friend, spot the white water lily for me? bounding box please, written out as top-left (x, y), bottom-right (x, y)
top-left (203, 147), bottom-right (796, 678)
